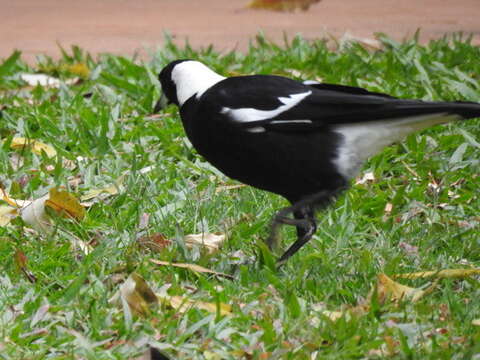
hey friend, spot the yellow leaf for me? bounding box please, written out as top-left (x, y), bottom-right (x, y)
top-left (10, 137), bottom-right (57, 158)
top-left (158, 294), bottom-right (231, 315)
top-left (394, 269), bottom-right (480, 280)
top-left (248, 0), bottom-right (321, 12)
top-left (2, 188), bottom-right (85, 231)
top-left (321, 310), bottom-right (344, 321)
top-left (0, 205), bottom-right (18, 226)
top-left (45, 188), bottom-right (85, 220)
top-left (376, 273), bottom-right (437, 303)
top-left (472, 319), bottom-right (480, 326)
top-left (65, 63), bottom-right (90, 78)
top-left (1, 189), bottom-right (31, 208)
top-left (184, 232), bottom-right (226, 254)
top-left (117, 273), bottom-right (158, 316)
top-left (150, 259), bottom-right (234, 280)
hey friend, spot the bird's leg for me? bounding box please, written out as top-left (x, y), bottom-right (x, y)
top-left (277, 209), bottom-right (316, 265)
top-left (273, 187), bottom-right (346, 264)
top-left (265, 205), bottom-right (311, 251)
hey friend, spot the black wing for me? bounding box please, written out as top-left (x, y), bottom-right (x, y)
top-left (202, 74), bottom-right (478, 133)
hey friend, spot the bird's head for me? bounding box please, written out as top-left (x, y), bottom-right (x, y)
top-left (155, 59), bottom-right (225, 112)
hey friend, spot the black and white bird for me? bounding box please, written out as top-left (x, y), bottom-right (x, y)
top-left (157, 59), bottom-right (480, 264)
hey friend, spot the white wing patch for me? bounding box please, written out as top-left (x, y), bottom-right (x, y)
top-left (269, 119), bottom-right (312, 125)
top-left (303, 80), bottom-right (321, 85)
top-left (333, 113), bottom-right (461, 179)
top-left (221, 91), bottom-right (312, 123)
top-left (247, 126), bottom-right (266, 133)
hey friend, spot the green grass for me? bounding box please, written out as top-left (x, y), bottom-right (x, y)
top-left (1, 34), bottom-right (480, 359)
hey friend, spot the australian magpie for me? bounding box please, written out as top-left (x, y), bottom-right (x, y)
top-left (157, 59), bottom-right (480, 264)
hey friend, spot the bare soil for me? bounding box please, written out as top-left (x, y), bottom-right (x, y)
top-left (2, 0), bottom-right (479, 62)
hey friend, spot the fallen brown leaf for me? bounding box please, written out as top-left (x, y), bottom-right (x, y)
top-left (184, 232), bottom-right (226, 254)
top-left (376, 273), bottom-right (437, 303)
top-left (138, 233), bottom-right (172, 252)
top-left (339, 32), bottom-right (383, 51)
top-left (45, 187), bottom-right (85, 220)
top-left (158, 294), bottom-right (231, 315)
top-left (248, 0), bottom-right (321, 12)
top-left (113, 273), bottom-right (158, 316)
top-left (10, 137), bottom-right (57, 158)
top-left (2, 187), bottom-right (85, 231)
top-left (355, 171), bottom-right (375, 185)
top-left (0, 205), bottom-right (18, 226)
top-left (14, 249), bottom-right (36, 283)
top-left (150, 259), bottom-right (234, 280)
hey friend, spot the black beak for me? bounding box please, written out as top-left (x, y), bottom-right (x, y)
top-left (153, 93), bottom-right (169, 113)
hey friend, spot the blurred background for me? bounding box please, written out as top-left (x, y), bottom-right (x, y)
top-left (2, 0), bottom-right (480, 62)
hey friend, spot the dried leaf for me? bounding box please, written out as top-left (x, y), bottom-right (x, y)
top-left (184, 232), bottom-right (226, 254)
top-left (150, 259), bottom-right (234, 280)
top-left (339, 32), bottom-right (383, 51)
top-left (248, 0), bottom-right (321, 12)
top-left (115, 273), bottom-right (158, 316)
top-left (382, 202), bottom-right (394, 222)
top-left (355, 171), bottom-right (375, 185)
top-left (138, 233), bottom-right (172, 252)
top-left (376, 274), bottom-right (436, 303)
top-left (45, 188), bottom-right (85, 220)
top-left (157, 294), bottom-right (231, 315)
top-left (472, 319), bottom-right (480, 326)
top-left (20, 73), bottom-right (62, 87)
top-left (14, 249), bottom-right (36, 283)
top-left (321, 310), bottom-right (344, 321)
top-left (10, 137), bottom-right (57, 158)
top-left (2, 187), bottom-right (85, 231)
top-left (394, 268), bottom-right (480, 280)
top-left (20, 73), bottom-right (79, 88)
top-left (0, 205), bottom-right (18, 226)
top-left (398, 242), bottom-right (419, 257)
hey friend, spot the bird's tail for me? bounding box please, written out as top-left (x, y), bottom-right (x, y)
top-left (446, 101), bottom-right (480, 119)
top-left (395, 100), bottom-right (480, 121)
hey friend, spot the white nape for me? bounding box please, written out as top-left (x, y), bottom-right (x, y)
top-left (221, 91), bottom-right (312, 123)
top-left (171, 61), bottom-right (225, 106)
top-left (333, 113), bottom-right (461, 179)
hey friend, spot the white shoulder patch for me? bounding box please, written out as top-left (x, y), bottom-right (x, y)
top-left (221, 91), bottom-right (312, 123)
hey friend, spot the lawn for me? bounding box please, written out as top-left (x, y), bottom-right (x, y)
top-left (1, 34), bottom-right (480, 359)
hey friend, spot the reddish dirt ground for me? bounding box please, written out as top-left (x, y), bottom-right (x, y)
top-left (2, 0), bottom-right (480, 62)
